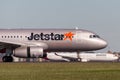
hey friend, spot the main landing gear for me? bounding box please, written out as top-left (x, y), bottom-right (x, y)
top-left (2, 56), bottom-right (13, 62)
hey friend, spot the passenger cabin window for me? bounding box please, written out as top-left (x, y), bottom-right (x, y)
top-left (1, 36), bottom-right (23, 38)
top-left (90, 35), bottom-right (100, 38)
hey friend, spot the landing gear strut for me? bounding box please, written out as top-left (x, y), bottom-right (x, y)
top-left (2, 56), bottom-right (13, 62)
top-left (77, 51), bottom-right (81, 62)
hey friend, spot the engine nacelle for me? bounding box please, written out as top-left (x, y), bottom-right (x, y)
top-left (13, 47), bottom-right (47, 58)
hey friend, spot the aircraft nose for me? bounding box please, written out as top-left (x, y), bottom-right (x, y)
top-left (114, 56), bottom-right (118, 60)
top-left (99, 39), bottom-right (108, 49)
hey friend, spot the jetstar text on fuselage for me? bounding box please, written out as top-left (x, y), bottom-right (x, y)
top-left (28, 32), bottom-right (64, 40)
top-left (28, 32), bottom-right (74, 41)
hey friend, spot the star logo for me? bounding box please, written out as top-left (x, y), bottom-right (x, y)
top-left (64, 32), bottom-right (74, 41)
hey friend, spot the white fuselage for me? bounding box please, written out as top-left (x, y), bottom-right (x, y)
top-left (46, 52), bottom-right (118, 62)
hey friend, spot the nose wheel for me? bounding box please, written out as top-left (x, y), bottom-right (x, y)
top-left (2, 56), bottom-right (13, 62)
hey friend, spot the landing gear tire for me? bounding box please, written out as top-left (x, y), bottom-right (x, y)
top-left (78, 58), bottom-right (81, 62)
top-left (2, 56), bottom-right (13, 62)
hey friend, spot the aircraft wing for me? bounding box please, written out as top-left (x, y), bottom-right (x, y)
top-left (54, 53), bottom-right (77, 60)
top-left (0, 42), bottom-right (20, 49)
top-left (0, 40), bottom-right (48, 49)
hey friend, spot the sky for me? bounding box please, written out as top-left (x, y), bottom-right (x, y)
top-left (0, 0), bottom-right (120, 52)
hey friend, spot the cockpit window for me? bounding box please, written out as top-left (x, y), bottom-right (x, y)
top-left (90, 35), bottom-right (100, 38)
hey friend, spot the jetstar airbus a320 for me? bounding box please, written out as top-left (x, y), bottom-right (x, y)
top-left (0, 29), bottom-right (107, 62)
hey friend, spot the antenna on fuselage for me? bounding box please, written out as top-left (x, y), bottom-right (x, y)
top-left (75, 27), bottom-right (78, 30)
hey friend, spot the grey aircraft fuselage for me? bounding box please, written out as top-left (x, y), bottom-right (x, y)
top-left (0, 29), bottom-right (107, 52)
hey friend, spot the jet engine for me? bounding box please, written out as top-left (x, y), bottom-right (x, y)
top-left (13, 46), bottom-right (47, 58)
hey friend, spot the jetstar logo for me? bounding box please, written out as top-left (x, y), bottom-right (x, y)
top-left (64, 32), bottom-right (74, 41)
top-left (28, 32), bottom-right (74, 41)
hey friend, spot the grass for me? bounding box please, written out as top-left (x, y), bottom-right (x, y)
top-left (0, 62), bottom-right (120, 80)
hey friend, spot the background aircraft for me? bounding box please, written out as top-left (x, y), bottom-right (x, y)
top-left (45, 52), bottom-right (118, 62)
